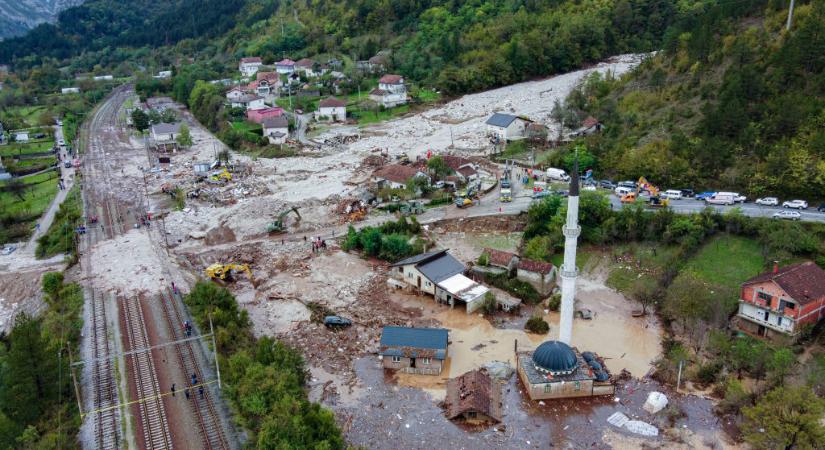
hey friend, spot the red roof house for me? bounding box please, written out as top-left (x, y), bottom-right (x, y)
top-left (247, 107), bottom-right (284, 124)
top-left (737, 261), bottom-right (825, 338)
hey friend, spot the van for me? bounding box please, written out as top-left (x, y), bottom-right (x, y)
top-left (705, 193), bottom-right (735, 205)
top-left (546, 168), bottom-right (570, 182)
top-left (662, 190), bottom-right (683, 200)
top-left (615, 186), bottom-right (633, 196)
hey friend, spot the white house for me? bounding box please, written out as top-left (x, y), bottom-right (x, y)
top-left (315, 97), bottom-right (347, 122)
top-left (150, 122), bottom-right (181, 143)
top-left (15, 132), bottom-right (29, 142)
top-left (294, 58), bottom-right (316, 77)
top-left (226, 87), bottom-right (247, 102)
top-left (93, 75), bottom-right (114, 81)
top-left (485, 113), bottom-right (531, 141)
top-left (61, 87), bottom-right (81, 94)
top-left (155, 70), bottom-right (173, 79)
top-left (275, 59), bottom-right (295, 75)
top-left (390, 250), bottom-right (489, 313)
top-left (369, 74), bottom-right (407, 108)
top-left (230, 94), bottom-right (265, 110)
top-left (239, 57), bottom-right (263, 77)
top-left (262, 116), bottom-right (289, 145)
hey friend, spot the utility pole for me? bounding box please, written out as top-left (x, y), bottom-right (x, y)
top-left (787, 0), bottom-right (795, 31)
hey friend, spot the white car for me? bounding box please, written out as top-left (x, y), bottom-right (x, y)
top-left (783, 200), bottom-right (808, 209)
top-left (756, 197), bottom-right (778, 206)
top-left (717, 192), bottom-right (747, 203)
top-left (773, 210), bottom-right (801, 221)
top-left (662, 190), bottom-right (683, 200)
top-left (1, 245), bottom-right (17, 255)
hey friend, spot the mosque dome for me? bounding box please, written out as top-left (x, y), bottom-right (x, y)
top-left (532, 340), bottom-right (578, 375)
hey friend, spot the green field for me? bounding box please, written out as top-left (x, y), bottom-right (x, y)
top-left (352, 105), bottom-right (410, 125)
top-left (0, 140), bottom-right (55, 157)
top-left (471, 232), bottom-right (523, 253)
top-left (605, 242), bottom-right (679, 295)
top-left (5, 105), bottom-right (49, 127)
top-left (0, 172), bottom-right (59, 216)
top-left (684, 235), bottom-right (765, 290)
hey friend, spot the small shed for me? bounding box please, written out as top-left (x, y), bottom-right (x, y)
top-left (445, 369), bottom-right (503, 424)
top-left (482, 248), bottom-right (519, 272)
top-left (516, 259), bottom-right (556, 295)
top-left (436, 273), bottom-right (490, 314)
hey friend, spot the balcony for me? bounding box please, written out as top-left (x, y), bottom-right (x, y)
top-left (738, 303), bottom-right (795, 334)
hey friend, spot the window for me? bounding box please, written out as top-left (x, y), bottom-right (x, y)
top-left (467, 412), bottom-right (477, 419)
top-left (391, 356), bottom-right (401, 363)
top-left (399, 267), bottom-right (403, 273)
top-left (777, 316), bottom-right (782, 327)
top-left (574, 381), bottom-right (581, 391)
top-left (757, 291), bottom-right (772, 303)
top-left (407, 272), bottom-right (412, 279)
top-left (426, 281), bottom-right (431, 287)
top-left (422, 358), bottom-right (430, 365)
top-left (544, 384), bottom-right (552, 393)
top-left (780, 300), bottom-right (795, 312)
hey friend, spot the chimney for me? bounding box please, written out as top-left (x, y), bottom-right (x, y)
top-left (773, 261), bottom-right (779, 274)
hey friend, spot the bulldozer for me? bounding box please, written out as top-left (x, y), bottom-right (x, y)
top-left (210, 168), bottom-right (232, 183)
top-left (267, 207), bottom-right (301, 233)
top-left (205, 263), bottom-right (253, 284)
top-left (648, 195), bottom-right (670, 208)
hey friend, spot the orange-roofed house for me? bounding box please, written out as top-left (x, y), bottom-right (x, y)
top-left (736, 261), bottom-right (825, 339)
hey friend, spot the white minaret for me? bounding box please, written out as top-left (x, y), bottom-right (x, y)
top-left (558, 155), bottom-right (580, 345)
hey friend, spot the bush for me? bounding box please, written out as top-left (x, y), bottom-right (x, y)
top-left (694, 360), bottom-right (723, 385)
top-left (547, 293), bottom-right (561, 311)
top-left (477, 253), bottom-right (489, 266)
top-left (525, 315), bottom-right (550, 334)
top-left (481, 272), bottom-right (542, 304)
top-left (480, 292), bottom-right (497, 315)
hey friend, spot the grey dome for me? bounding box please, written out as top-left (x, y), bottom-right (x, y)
top-left (532, 340), bottom-right (577, 375)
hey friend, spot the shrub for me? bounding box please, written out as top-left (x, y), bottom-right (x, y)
top-left (525, 315), bottom-right (550, 334)
top-left (547, 293), bottom-right (561, 311)
top-left (477, 253), bottom-right (489, 266)
top-left (694, 360), bottom-right (723, 385)
top-left (480, 292), bottom-right (497, 315)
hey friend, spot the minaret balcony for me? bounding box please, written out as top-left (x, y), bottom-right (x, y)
top-left (560, 265), bottom-right (578, 278)
top-left (562, 225), bottom-right (581, 238)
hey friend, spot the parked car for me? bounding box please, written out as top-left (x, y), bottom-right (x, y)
top-left (782, 200), bottom-right (808, 209)
top-left (662, 190), bottom-right (683, 200)
top-left (695, 191), bottom-right (716, 201)
top-left (756, 197), bottom-right (779, 206)
top-left (583, 185), bottom-right (596, 191)
top-left (324, 316), bottom-right (352, 328)
top-left (773, 210), bottom-right (801, 221)
top-left (500, 178), bottom-right (511, 189)
top-left (64, 161), bottom-right (72, 168)
top-left (705, 193), bottom-right (736, 205)
top-left (615, 186), bottom-right (634, 197)
top-left (617, 181), bottom-right (636, 189)
top-left (679, 189), bottom-right (695, 198)
top-left (818, 203), bottom-right (825, 212)
top-left (531, 190), bottom-right (552, 200)
top-left (546, 167), bottom-right (570, 182)
top-left (576, 308), bottom-right (593, 320)
top-left (434, 180), bottom-right (445, 189)
top-left (599, 180), bottom-right (616, 189)
top-left (717, 191), bottom-right (746, 203)
top-left (1, 245), bottom-right (17, 255)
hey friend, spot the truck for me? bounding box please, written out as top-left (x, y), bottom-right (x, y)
top-left (500, 188), bottom-right (512, 202)
top-left (546, 167), bottom-right (570, 182)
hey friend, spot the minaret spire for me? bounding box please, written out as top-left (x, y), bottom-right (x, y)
top-left (558, 147), bottom-right (581, 345)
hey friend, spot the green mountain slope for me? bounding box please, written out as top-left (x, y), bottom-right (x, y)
top-left (561, 0), bottom-right (825, 198)
top-left (0, 0), bottom-right (83, 40)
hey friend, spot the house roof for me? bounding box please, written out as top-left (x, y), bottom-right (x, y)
top-left (256, 71), bottom-right (280, 82)
top-left (372, 164), bottom-right (422, 184)
top-left (319, 97), bottom-right (346, 108)
top-left (392, 249), bottom-right (449, 267)
top-left (437, 274), bottom-right (489, 302)
top-left (276, 59), bottom-right (295, 66)
top-left (151, 122), bottom-right (180, 135)
top-left (483, 248), bottom-right (518, 268)
top-left (446, 370), bottom-right (502, 422)
top-left (457, 166), bottom-right (477, 178)
top-left (368, 55), bottom-right (387, 65)
top-left (240, 57), bottom-right (262, 64)
top-left (440, 155), bottom-right (472, 171)
top-left (249, 107), bottom-right (283, 116)
top-left (235, 94), bottom-right (263, 103)
top-left (743, 261), bottom-right (825, 305)
top-left (380, 326), bottom-right (448, 360)
top-left (379, 74), bottom-right (403, 84)
top-left (485, 112), bottom-right (518, 128)
top-left (581, 116), bottom-right (600, 129)
top-left (517, 259), bottom-right (555, 275)
top-left (295, 58), bottom-right (314, 68)
top-left (369, 88), bottom-right (388, 96)
top-left (262, 116), bottom-right (288, 129)
top-left (417, 252), bottom-right (466, 284)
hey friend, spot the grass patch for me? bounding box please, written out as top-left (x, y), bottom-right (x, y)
top-left (36, 185), bottom-right (82, 259)
top-left (0, 172), bottom-right (59, 216)
top-left (231, 120), bottom-right (262, 134)
top-left (684, 235), bottom-right (765, 290)
top-left (471, 232), bottom-right (523, 252)
top-left (414, 88), bottom-right (441, 103)
top-left (550, 247), bottom-right (596, 272)
top-left (352, 105), bottom-right (409, 126)
top-left (605, 243), bottom-right (679, 295)
top-left (0, 140), bottom-right (55, 157)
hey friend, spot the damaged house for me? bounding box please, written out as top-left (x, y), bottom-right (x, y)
top-left (391, 250), bottom-right (490, 313)
top-left (445, 369), bottom-right (503, 425)
top-left (379, 326), bottom-right (448, 375)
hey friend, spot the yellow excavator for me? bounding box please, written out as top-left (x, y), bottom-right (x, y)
top-left (210, 168), bottom-right (232, 183)
top-left (205, 263), bottom-right (253, 284)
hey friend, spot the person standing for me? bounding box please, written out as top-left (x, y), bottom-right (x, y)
top-left (171, 383), bottom-right (176, 397)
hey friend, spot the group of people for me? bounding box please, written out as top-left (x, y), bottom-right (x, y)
top-left (183, 320), bottom-right (193, 337)
top-left (307, 235), bottom-right (327, 252)
top-left (170, 372), bottom-right (205, 400)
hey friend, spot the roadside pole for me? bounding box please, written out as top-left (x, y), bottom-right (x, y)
top-left (210, 314), bottom-right (222, 389)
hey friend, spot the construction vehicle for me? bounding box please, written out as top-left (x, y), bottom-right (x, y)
top-left (266, 207), bottom-right (301, 233)
top-left (636, 177), bottom-right (659, 197)
top-left (205, 263), bottom-right (253, 283)
top-left (621, 192), bottom-right (638, 203)
top-left (648, 195), bottom-right (670, 208)
top-left (210, 168), bottom-right (232, 183)
top-left (500, 188), bottom-right (512, 202)
top-left (454, 197), bottom-right (473, 208)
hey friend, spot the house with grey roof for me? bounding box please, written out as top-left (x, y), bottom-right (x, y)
top-left (485, 112), bottom-right (532, 141)
top-left (391, 249), bottom-right (490, 313)
top-left (150, 122), bottom-right (181, 152)
top-left (380, 326), bottom-right (448, 375)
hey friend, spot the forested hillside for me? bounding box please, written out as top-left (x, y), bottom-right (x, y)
top-left (5, 0), bottom-right (695, 96)
top-left (558, 0), bottom-right (825, 198)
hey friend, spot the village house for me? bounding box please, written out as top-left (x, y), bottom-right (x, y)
top-left (93, 75), bottom-right (114, 81)
top-left (516, 259), bottom-right (557, 296)
top-left (517, 341), bottom-right (614, 400)
top-left (14, 131), bottom-right (29, 142)
top-left (379, 326), bottom-right (448, 375)
top-left (485, 113), bottom-right (531, 141)
top-left (372, 164), bottom-right (429, 189)
top-left (482, 248), bottom-right (519, 273)
top-left (262, 116), bottom-right (289, 145)
top-left (315, 97), bottom-right (347, 122)
top-left (150, 122), bottom-right (181, 152)
top-left (440, 155), bottom-right (480, 183)
top-left (230, 94), bottom-right (265, 110)
top-left (226, 86), bottom-right (247, 102)
top-left (247, 107), bottom-right (284, 124)
top-left (294, 58), bottom-right (316, 76)
top-left (369, 74), bottom-right (408, 108)
top-left (239, 57), bottom-right (263, 77)
top-left (155, 70), bottom-right (172, 79)
top-left (445, 369), bottom-right (503, 425)
top-left (391, 250), bottom-right (490, 313)
top-left (275, 59), bottom-right (295, 74)
top-left (61, 87), bottom-right (81, 94)
top-left (736, 261), bottom-right (825, 339)
top-left (570, 116), bottom-right (603, 137)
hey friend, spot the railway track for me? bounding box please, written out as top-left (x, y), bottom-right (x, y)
top-left (159, 288), bottom-right (230, 450)
top-left (122, 296), bottom-right (173, 450)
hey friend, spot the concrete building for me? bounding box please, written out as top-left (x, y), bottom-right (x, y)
top-left (315, 97), bottom-right (347, 122)
top-left (150, 122), bottom-right (181, 152)
top-left (558, 157), bottom-right (581, 345)
top-left (379, 326), bottom-right (448, 375)
top-left (736, 261), bottom-right (825, 338)
top-left (275, 59), bottom-right (295, 74)
top-left (369, 74), bottom-right (407, 108)
top-left (239, 57), bottom-right (263, 77)
top-left (517, 341), bottom-right (614, 400)
top-left (391, 250), bottom-right (489, 313)
top-left (485, 113), bottom-right (531, 141)
top-left (247, 107), bottom-right (284, 124)
top-left (155, 70), bottom-right (173, 79)
top-left (262, 116), bottom-right (289, 145)
top-left (230, 94), bottom-right (265, 110)
top-left (516, 259), bottom-right (557, 296)
top-left (61, 87), bottom-right (80, 94)
top-left (445, 370), bottom-right (502, 425)
top-left (294, 58), bottom-right (316, 76)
